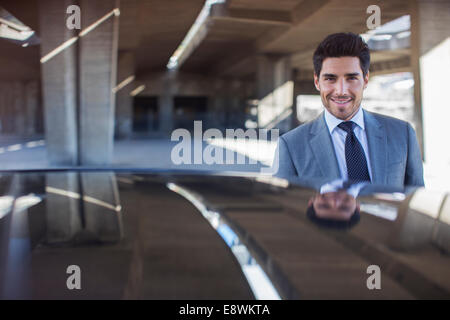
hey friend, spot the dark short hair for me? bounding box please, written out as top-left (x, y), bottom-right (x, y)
top-left (313, 32), bottom-right (370, 77)
top-left (306, 205), bottom-right (360, 230)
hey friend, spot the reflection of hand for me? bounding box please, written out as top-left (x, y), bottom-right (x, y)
top-left (309, 190), bottom-right (359, 221)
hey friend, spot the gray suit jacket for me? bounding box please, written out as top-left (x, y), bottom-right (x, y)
top-left (275, 109), bottom-right (424, 188)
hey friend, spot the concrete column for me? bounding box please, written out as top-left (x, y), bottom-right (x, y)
top-left (257, 54), bottom-right (274, 129)
top-left (0, 82), bottom-right (4, 133)
top-left (12, 82), bottom-right (26, 137)
top-left (0, 80), bottom-right (40, 136)
top-left (159, 70), bottom-right (176, 135)
top-left (228, 79), bottom-right (245, 128)
top-left (81, 172), bottom-right (123, 242)
top-left (39, 0), bottom-right (78, 165)
top-left (45, 172), bottom-right (122, 244)
top-left (256, 54), bottom-right (294, 132)
top-left (115, 51), bottom-right (135, 139)
top-left (45, 173), bottom-right (82, 244)
top-left (411, 0), bottom-right (450, 165)
top-left (79, 0), bottom-right (119, 165)
top-left (0, 82), bottom-right (16, 133)
top-left (25, 81), bottom-right (39, 137)
top-left (211, 79), bottom-right (227, 129)
top-left (292, 71), bottom-right (318, 125)
top-left (291, 69), bottom-right (301, 129)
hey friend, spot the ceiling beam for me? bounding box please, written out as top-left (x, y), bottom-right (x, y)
top-left (370, 56), bottom-right (411, 75)
top-left (255, 0), bottom-right (331, 51)
top-left (210, 4), bottom-right (292, 26)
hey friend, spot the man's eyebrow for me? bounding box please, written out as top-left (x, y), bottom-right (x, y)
top-left (345, 72), bottom-right (361, 77)
top-left (321, 72), bottom-right (361, 77)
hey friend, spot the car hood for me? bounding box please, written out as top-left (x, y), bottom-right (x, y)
top-left (0, 170), bottom-right (449, 299)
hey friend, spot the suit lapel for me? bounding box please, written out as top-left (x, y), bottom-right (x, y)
top-left (364, 110), bottom-right (387, 185)
top-left (309, 113), bottom-right (341, 180)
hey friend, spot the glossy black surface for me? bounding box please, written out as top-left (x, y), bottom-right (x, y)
top-left (0, 171), bottom-right (449, 299)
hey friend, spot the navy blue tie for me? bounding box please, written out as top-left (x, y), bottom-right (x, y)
top-left (338, 121), bottom-right (371, 183)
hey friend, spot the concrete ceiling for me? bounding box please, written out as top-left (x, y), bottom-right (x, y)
top-left (0, 0), bottom-right (205, 79)
top-left (0, 0), bottom-right (40, 80)
top-left (118, 0), bottom-right (205, 74)
top-left (179, 0), bottom-right (412, 78)
top-left (0, 0), bottom-right (412, 82)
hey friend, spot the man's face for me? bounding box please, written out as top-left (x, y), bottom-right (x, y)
top-left (309, 190), bottom-right (358, 221)
top-left (314, 57), bottom-right (369, 121)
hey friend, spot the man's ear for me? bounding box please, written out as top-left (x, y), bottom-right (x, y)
top-left (363, 70), bottom-right (370, 89)
top-left (314, 73), bottom-right (320, 91)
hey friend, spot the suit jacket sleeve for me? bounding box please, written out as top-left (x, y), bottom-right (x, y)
top-left (405, 123), bottom-right (425, 187)
top-left (274, 136), bottom-right (298, 179)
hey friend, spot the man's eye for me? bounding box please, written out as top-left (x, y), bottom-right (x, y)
top-left (348, 77), bottom-right (357, 80)
top-left (325, 78), bottom-right (335, 81)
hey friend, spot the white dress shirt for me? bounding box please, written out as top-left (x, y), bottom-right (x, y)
top-left (319, 179), bottom-right (369, 198)
top-left (323, 107), bottom-right (373, 181)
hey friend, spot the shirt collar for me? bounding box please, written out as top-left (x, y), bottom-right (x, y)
top-left (319, 179), bottom-right (369, 198)
top-left (324, 107), bottom-right (365, 134)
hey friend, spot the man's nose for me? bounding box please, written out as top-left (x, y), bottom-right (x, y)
top-left (331, 193), bottom-right (345, 207)
top-left (336, 197), bottom-right (344, 208)
top-left (335, 79), bottom-right (349, 96)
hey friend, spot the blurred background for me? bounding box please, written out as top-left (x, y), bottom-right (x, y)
top-left (0, 0), bottom-right (449, 190)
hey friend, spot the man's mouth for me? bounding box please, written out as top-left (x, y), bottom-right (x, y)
top-left (330, 97), bottom-right (353, 106)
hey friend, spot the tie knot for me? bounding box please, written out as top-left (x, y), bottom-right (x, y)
top-left (338, 121), bottom-right (356, 133)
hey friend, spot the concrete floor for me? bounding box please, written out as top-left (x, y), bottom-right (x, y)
top-left (0, 136), bottom-right (265, 172)
top-left (0, 135), bottom-right (449, 193)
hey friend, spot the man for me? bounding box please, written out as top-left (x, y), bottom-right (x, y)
top-left (306, 189), bottom-right (360, 230)
top-left (305, 179), bottom-right (363, 229)
top-left (276, 33), bottom-right (424, 188)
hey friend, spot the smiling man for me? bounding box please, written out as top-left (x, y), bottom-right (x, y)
top-left (276, 33), bottom-right (424, 188)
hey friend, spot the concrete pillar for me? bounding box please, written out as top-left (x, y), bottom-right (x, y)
top-left (115, 51), bottom-right (135, 139)
top-left (211, 79), bottom-right (227, 129)
top-left (291, 69), bottom-right (301, 129)
top-left (79, 0), bottom-right (120, 165)
top-left (25, 81), bottom-right (39, 137)
top-left (228, 79), bottom-right (246, 128)
top-left (39, 0), bottom-right (78, 165)
top-left (411, 0), bottom-right (450, 165)
top-left (81, 172), bottom-right (123, 242)
top-left (44, 172), bottom-right (122, 244)
top-left (292, 71), bottom-right (318, 125)
top-left (13, 82), bottom-right (26, 137)
top-left (39, 1), bottom-right (81, 248)
top-left (0, 83), bottom-right (4, 133)
top-left (0, 81), bottom-right (38, 137)
top-left (39, 1), bottom-right (122, 247)
top-left (45, 173), bottom-right (82, 244)
top-left (256, 55), bottom-right (294, 132)
top-left (159, 70), bottom-right (176, 135)
top-left (0, 82), bottom-right (16, 133)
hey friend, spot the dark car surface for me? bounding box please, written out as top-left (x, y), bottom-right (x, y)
top-left (0, 170), bottom-right (449, 299)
